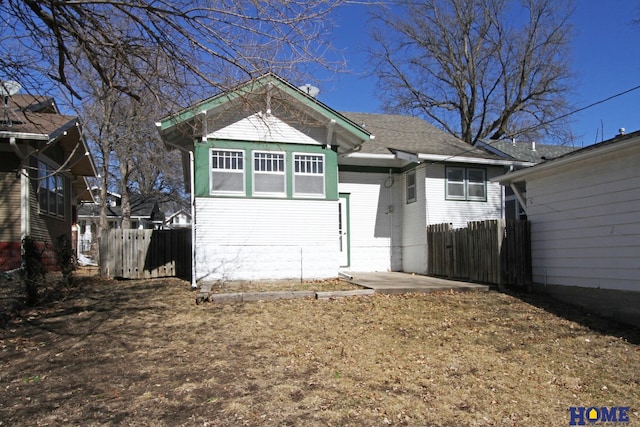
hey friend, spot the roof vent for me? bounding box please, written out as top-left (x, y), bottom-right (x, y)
top-left (618, 128), bottom-right (625, 136)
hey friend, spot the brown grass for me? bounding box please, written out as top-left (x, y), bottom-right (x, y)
top-left (0, 269), bottom-right (639, 426)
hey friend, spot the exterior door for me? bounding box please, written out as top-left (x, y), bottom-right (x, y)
top-left (338, 194), bottom-right (350, 267)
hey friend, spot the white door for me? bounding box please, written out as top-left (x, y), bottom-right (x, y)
top-left (338, 195), bottom-right (350, 267)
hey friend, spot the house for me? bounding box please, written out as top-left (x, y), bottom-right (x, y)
top-left (476, 139), bottom-right (577, 220)
top-left (158, 73), bottom-right (524, 283)
top-left (0, 93), bottom-right (96, 271)
top-left (76, 189), bottom-right (170, 257)
top-left (493, 130), bottom-right (640, 327)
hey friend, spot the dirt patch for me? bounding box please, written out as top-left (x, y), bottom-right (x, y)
top-left (1, 270), bottom-right (639, 426)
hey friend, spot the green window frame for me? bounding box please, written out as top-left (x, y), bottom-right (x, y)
top-left (445, 166), bottom-right (486, 201)
top-left (293, 153), bottom-right (325, 197)
top-left (406, 169), bottom-right (416, 203)
top-left (210, 149), bottom-right (245, 195)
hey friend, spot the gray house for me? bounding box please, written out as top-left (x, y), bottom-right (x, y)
top-left (493, 131), bottom-right (640, 327)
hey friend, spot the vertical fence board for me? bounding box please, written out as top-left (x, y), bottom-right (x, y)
top-left (99, 229), bottom-right (191, 280)
top-left (427, 220), bottom-right (530, 288)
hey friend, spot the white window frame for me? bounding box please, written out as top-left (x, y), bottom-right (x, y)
top-left (406, 169), bottom-right (416, 204)
top-left (445, 166), bottom-right (487, 201)
top-left (210, 148), bottom-right (245, 195)
top-left (37, 159), bottom-right (66, 218)
top-left (293, 153), bottom-right (325, 198)
top-left (253, 150), bottom-right (286, 197)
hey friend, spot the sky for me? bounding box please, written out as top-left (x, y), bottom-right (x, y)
top-left (313, 0), bottom-right (640, 148)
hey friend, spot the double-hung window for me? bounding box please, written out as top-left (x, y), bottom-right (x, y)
top-left (293, 153), bottom-right (325, 197)
top-left (253, 151), bottom-right (285, 196)
top-left (211, 149), bottom-right (245, 194)
top-left (38, 160), bottom-right (66, 218)
top-left (406, 170), bottom-right (416, 203)
top-left (445, 167), bottom-right (486, 201)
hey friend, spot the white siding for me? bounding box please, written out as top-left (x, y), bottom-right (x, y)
top-left (338, 171), bottom-right (402, 272)
top-left (424, 164), bottom-right (504, 228)
top-left (209, 112), bottom-right (324, 145)
top-left (526, 148), bottom-right (640, 291)
top-left (401, 168), bottom-right (427, 274)
top-left (195, 198), bottom-right (338, 281)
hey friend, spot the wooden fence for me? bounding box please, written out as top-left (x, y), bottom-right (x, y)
top-left (99, 228), bottom-right (191, 280)
top-left (427, 219), bottom-right (531, 288)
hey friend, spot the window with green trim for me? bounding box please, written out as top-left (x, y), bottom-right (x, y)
top-left (445, 166), bottom-right (486, 201)
top-left (406, 169), bottom-right (416, 203)
top-left (293, 153), bottom-right (325, 197)
top-left (253, 151), bottom-right (285, 196)
top-left (211, 149), bottom-right (245, 194)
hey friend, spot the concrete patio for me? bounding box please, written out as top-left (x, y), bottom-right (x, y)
top-left (346, 271), bottom-right (490, 294)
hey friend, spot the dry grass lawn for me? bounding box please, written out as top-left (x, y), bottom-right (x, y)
top-left (1, 270), bottom-right (639, 426)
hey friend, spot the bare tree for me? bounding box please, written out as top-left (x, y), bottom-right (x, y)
top-left (369, 0), bottom-right (575, 145)
top-left (0, 0), bottom-right (345, 104)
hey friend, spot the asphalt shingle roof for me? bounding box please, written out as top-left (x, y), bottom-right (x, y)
top-left (484, 139), bottom-right (577, 163)
top-left (342, 112), bottom-right (502, 160)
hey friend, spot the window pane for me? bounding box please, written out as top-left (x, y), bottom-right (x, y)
top-left (295, 175), bottom-right (324, 195)
top-left (468, 169), bottom-right (485, 183)
top-left (253, 152), bottom-right (285, 195)
top-left (447, 167), bottom-right (464, 183)
top-left (293, 154), bottom-right (325, 196)
top-left (212, 171), bottom-right (244, 192)
top-left (447, 182), bottom-right (465, 198)
top-left (255, 173), bottom-right (285, 193)
top-left (468, 183), bottom-right (485, 199)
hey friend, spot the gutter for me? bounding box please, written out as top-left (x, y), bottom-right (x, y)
top-left (156, 122), bottom-right (198, 289)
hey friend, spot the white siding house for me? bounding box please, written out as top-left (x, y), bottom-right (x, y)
top-left (158, 74), bottom-right (523, 284)
top-left (493, 131), bottom-right (640, 327)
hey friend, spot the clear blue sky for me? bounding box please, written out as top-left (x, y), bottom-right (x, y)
top-left (314, 0), bottom-right (640, 147)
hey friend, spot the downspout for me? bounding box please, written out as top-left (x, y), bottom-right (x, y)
top-left (156, 123), bottom-right (198, 289)
top-left (188, 150), bottom-right (196, 289)
top-left (10, 138), bottom-right (31, 241)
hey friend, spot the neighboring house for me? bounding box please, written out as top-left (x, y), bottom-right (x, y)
top-left (0, 93), bottom-right (96, 271)
top-left (158, 73), bottom-right (523, 283)
top-left (493, 130), bottom-right (640, 327)
top-left (476, 139), bottom-right (576, 220)
top-left (76, 189), bottom-right (168, 256)
top-left (163, 209), bottom-right (192, 229)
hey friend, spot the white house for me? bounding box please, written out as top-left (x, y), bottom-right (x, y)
top-left (493, 130), bottom-right (640, 327)
top-left (158, 74), bottom-right (523, 284)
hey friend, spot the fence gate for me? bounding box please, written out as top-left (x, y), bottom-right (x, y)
top-left (427, 219), bottom-right (531, 288)
top-left (100, 229), bottom-right (191, 280)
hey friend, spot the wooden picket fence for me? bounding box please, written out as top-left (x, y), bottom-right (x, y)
top-left (427, 219), bottom-right (531, 288)
top-left (99, 228), bottom-right (191, 279)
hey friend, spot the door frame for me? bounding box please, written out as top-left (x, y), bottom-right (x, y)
top-left (338, 193), bottom-right (350, 268)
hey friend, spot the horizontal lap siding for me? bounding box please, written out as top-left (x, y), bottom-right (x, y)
top-left (527, 149), bottom-right (640, 291)
top-left (338, 172), bottom-right (402, 272)
top-left (195, 198), bottom-right (338, 281)
top-left (424, 164), bottom-right (504, 228)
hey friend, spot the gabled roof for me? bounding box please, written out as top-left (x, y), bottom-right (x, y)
top-left (78, 194), bottom-right (163, 218)
top-left (493, 129), bottom-right (640, 184)
top-left (341, 112), bottom-right (526, 167)
top-left (0, 93), bottom-right (96, 180)
top-left (158, 73), bottom-right (373, 155)
top-left (476, 139), bottom-right (576, 163)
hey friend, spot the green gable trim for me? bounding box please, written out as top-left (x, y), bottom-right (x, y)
top-left (159, 73), bottom-right (371, 142)
top-left (194, 139), bottom-right (338, 200)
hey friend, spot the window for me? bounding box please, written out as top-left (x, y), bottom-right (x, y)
top-left (253, 151), bottom-right (285, 196)
top-left (211, 149), bottom-right (245, 194)
top-left (406, 170), bottom-right (416, 203)
top-left (445, 167), bottom-right (486, 201)
top-left (293, 153), bottom-right (325, 197)
top-left (38, 160), bottom-right (66, 218)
